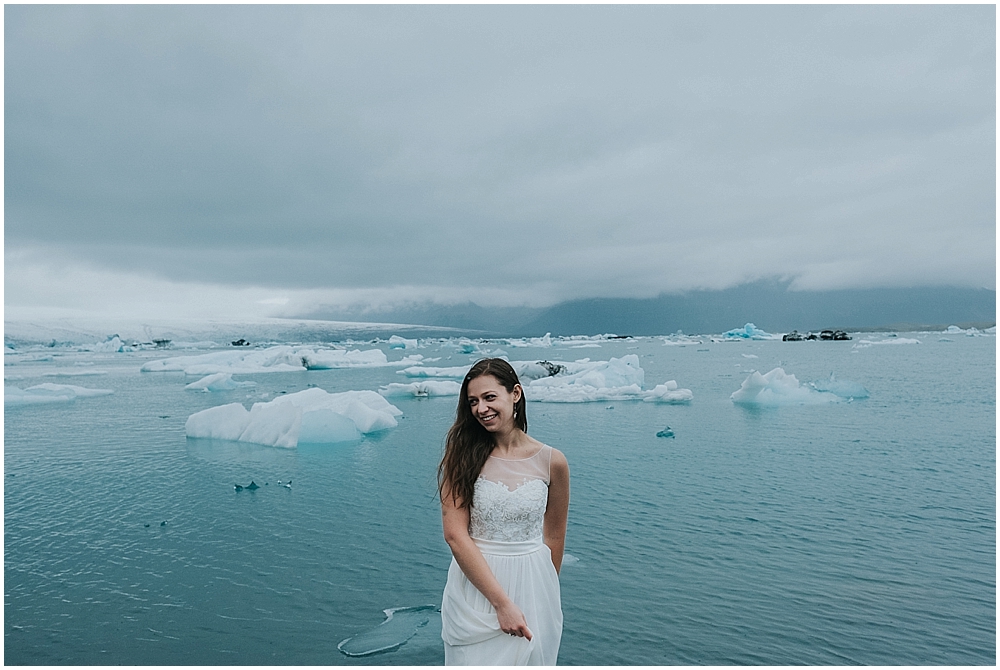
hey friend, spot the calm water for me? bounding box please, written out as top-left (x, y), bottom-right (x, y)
top-left (4, 334), bottom-right (995, 664)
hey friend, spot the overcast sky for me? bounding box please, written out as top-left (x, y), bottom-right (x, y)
top-left (5, 4), bottom-right (995, 320)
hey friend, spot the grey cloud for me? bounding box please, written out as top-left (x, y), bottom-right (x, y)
top-left (5, 4), bottom-right (995, 305)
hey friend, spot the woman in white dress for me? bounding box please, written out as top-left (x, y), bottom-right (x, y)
top-left (439, 358), bottom-right (570, 665)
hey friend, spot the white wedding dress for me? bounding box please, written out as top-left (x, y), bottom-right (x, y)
top-left (441, 445), bottom-right (563, 665)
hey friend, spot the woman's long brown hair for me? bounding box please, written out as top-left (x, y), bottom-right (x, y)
top-left (438, 358), bottom-right (527, 509)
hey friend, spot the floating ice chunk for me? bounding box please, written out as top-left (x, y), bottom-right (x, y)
top-left (338, 605), bottom-right (438, 657)
top-left (185, 373), bottom-right (257, 392)
top-left (809, 373), bottom-right (869, 399)
top-left (730, 368), bottom-right (840, 406)
top-left (506, 333), bottom-right (553, 348)
top-left (40, 369), bottom-right (109, 377)
top-left (853, 337), bottom-right (920, 348)
top-left (184, 402), bottom-right (252, 440)
top-left (569, 343), bottom-right (602, 348)
top-left (944, 325), bottom-right (964, 333)
top-left (6, 383), bottom-right (115, 405)
top-left (301, 348), bottom-right (388, 369)
top-left (185, 388), bottom-right (402, 447)
top-left (379, 381), bottom-right (462, 397)
top-left (642, 381), bottom-right (694, 404)
top-left (89, 335), bottom-right (126, 353)
top-left (388, 335), bottom-right (418, 349)
top-left (143, 345), bottom-right (391, 374)
top-left (562, 553), bottom-right (580, 566)
top-left (721, 323), bottom-right (776, 340)
top-left (524, 383), bottom-right (646, 403)
top-left (398, 365), bottom-right (469, 378)
top-left (938, 338), bottom-right (953, 342)
top-left (528, 355), bottom-right (644, 391)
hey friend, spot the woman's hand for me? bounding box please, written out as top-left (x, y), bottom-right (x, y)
top-left (495, 600), bottom-right (533, 641)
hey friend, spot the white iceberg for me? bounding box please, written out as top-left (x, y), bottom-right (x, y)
top-left (720, 323), bottom-right (777, 340)
top-left (142, 345), bottom-right (395, 375)
top-left (852, 337), bottom-right (920, 349)
top-left (525, 383), bottom-right (646, 403)
top-left (40, 369), bottom-right (109, 377)
top-left (6, 383), bottom-right (115, 405)
top-left (185, 388), bottom-right (403, 448)
top-left (730, 368), bottom-right (840, 406)
top-left (388, 335), bottom-right (418, 349)
top-left (527, 355), bottom-right (644, 391)
top-left (398, 365), bottom-right (470, 379)
top-left (506, 333), bottom-right (553, 348)
top-left (378, 381), bottom-right (462, 397)
top-left (185, 373), bottom-right (257, 392)
top-left (642, 381), bottom-right (694, 404)
top-left (301, 348), bottom-right (389, 369)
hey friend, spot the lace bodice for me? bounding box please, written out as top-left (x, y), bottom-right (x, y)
top-left (469, 445), bottom-right (551, 542)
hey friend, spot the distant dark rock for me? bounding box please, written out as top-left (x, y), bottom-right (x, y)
top-left (232, 338), bottom-right (251, 347)
top-left (656, 427), bottom-right (675, 438)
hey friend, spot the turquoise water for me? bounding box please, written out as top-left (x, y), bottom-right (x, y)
top-left (4, 334), bottom-right (995, 664)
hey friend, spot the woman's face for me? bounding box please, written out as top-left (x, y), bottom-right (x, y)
top-left (466, 374), bottom-right (521, 433)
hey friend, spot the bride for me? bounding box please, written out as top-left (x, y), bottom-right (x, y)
top-left (439, 358), bottom-right (570, 665)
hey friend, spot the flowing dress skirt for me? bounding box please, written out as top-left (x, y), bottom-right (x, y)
top-left (441, 537), bottom-right (562, 665)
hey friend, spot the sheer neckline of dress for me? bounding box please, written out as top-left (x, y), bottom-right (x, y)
top-left (488, 444), bottom-right (548, 461)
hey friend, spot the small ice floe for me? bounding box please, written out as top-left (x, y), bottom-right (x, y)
top-left (562, 553), bottom-right (580, 566)
top-left (388, 335), bottom-right (418, 350)
top-left (642, 381), bottom-right (693, 404)
top-left (720, 323), bottom-right (777, 341)
top-left (852, 337), bottom-right (920, 349)
top-left (185, 373), bottom-right (257, 392)
top-left (397, 365), bottom-right (469, 378)
top-left (656, 427), bottom-right (675, 438)
top-left (142, 345), bottom-right (397, 375)
top-left (186, 389), bottom-right (402, 448)
top-left (730, 368), bottom-right (840, 406)
top-left (378, 381), bottom-right (462, 398)
top-left (506, 333), bottom-right (553, 348)
top-left (5, 383), bottom-right (114, 405)
top-left (338, 605), bottom-right (438, 657)
top-left (741, 354), bottom-right (758, 359)
top-left (40, 369), bottom-right (109, 377)
top-left (808, 373), bottom-right (869, 399)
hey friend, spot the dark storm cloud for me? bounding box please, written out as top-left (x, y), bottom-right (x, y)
top-left (5, 4), bottom-right (995, 305)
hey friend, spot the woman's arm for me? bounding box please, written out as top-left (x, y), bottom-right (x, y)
top-left (543, 449), bottom-right (570, 574)
top-left (441, 485), bottom-right (533, 640)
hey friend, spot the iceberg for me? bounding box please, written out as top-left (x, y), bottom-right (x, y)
top-left (731, 368), bottom-right (841, 406)
top-left (525, 383), bottom-right (647, 403)
top-left (527, 355), bottom-right (644, 390)
top-left (185, 373), bottom-right (257, 392)
top-left (379, 381), bottom-right (462, 397)
top-left (301, 348), bottom-right (389, 369)
top-left (642, 381), bottom-right (694, 404)
top-left (6, 383), bottom-right (115, 405)
top-left (40, 369), bottom-right (108, 377)
top-left (720, 323), bottom-right (776, 340)
top-left (142, 345), bottom-right (394, 375)
top-left (185, 388), bottom-right (402, 448)
top-left (397, 365), bottom-right (470, 379)
top-left (506, 333), bottom-right (553, 348)
top-left (852, 337), bottom-right (920, 349)
top-left (387, 335), bottom-right (418, 350)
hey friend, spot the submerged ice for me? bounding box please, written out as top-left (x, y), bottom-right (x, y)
top-left (185, 373), bottom-right (257, 392)
top-left (379, 381), bottom-right (462, 397)
top-left (185, 389), bottom-right (402, 448)
top-left (338, 605), bottom-right (439, 657)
